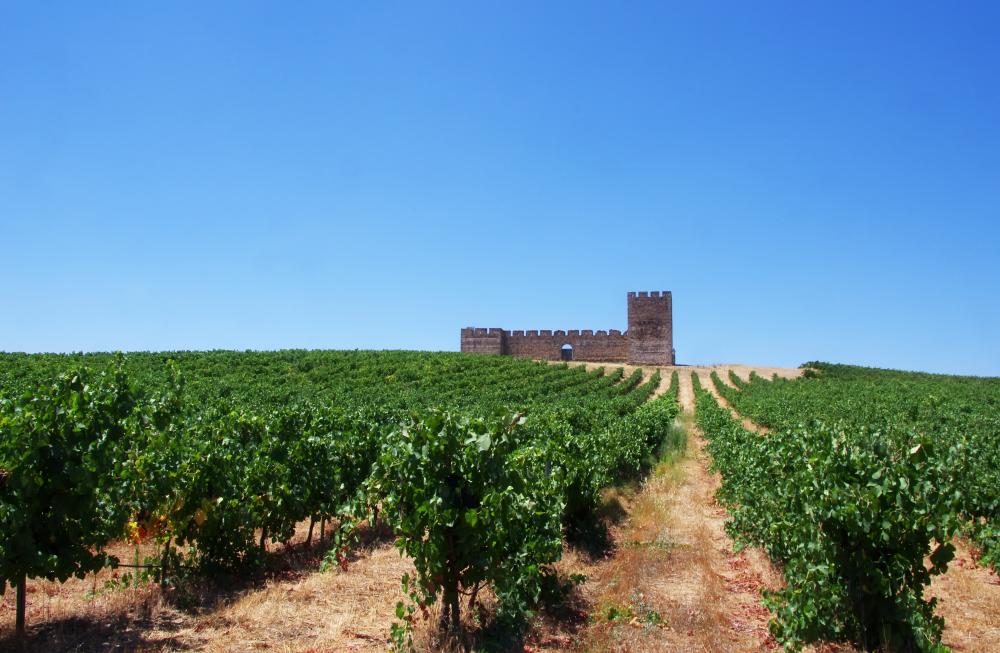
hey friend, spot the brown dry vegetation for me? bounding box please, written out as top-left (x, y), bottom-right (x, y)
top-left (0, 520), bottom-right (413, 652)
top-left (528, 367), bottom-right (792, 653)
top-left (928, 540), bottom-right (1000, 650)
top-left (559, 418), bottom-right (782, 653)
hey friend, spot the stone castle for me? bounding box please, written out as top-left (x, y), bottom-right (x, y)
top-left (460, 291), bottom-right (675, 365)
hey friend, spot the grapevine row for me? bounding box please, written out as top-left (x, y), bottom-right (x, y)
top-left (0, 352), bottom-right (681, 643)
top-left (694, 371), bottom-right (968, 652)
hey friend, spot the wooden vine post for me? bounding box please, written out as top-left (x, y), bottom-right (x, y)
top-left (16, 575), bottom-right (26, 637)
top-left (0, 470), bottom-right (20, 637)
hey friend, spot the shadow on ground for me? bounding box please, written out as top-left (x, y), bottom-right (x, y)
top-left (0, 520), bottom-right (396, 653)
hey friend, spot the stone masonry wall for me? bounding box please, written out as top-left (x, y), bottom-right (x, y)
top-left (626, 291), bottom-right (674, 365)
top-left (461, 291), bottom-right (674, 365)
top-left (459, 327), bottom-right (504, 355)
top-left (504, 329), bottom-right (628, 362)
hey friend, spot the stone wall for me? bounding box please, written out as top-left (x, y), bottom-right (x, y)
top-left (460, 291), bottom-right (674, 365)
top-left (459, 327), bottom-right (504, 355)
top-left (504, 329), bottom-right (628, 362)
top-left (626, 291), bottom-right (674, 365)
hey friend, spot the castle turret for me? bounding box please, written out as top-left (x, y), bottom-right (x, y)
top-left (626, 291), bottom-right (675, 365)
top-left (460, 327), bottom-right (505, 354)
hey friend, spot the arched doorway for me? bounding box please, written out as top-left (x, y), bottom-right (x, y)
top-left (560, 343), bottom-right (573, 361)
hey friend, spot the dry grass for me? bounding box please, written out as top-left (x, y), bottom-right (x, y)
top-left (930, 540), bottom-right (1000, 652)
top-left (531, 394), bottom-right (784, 653)
top-left (176, 540), bottom-right (411, 653)
top-left (0, 520), bottom-right (412, 652)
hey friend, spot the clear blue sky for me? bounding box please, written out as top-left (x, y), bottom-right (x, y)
top-left (2, 3), bottom-right (998, 376)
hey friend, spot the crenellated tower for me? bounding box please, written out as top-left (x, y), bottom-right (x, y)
top-left (626, 291), bottom-right (674, 365)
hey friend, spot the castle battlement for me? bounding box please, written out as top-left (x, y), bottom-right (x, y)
top-left (460, 292), bottom-right (674, 364)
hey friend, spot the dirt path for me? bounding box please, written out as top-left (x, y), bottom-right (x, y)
top-left (560, 362), bottom-right (999, 652)
top-left (549, 369), bottom-right (784, 652)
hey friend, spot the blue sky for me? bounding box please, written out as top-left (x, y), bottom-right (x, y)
top-left (2, 2), bottom-right (998, 375)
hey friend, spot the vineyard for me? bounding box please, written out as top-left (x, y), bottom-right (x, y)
top-left (695, 364), bottom-right (1000, 652)
top-left (0, 351), bottom-right (680, 650)
top-left (1, 353), bottom-right (999, 652)
top-left (713, 364), bottom-right (1000, 574)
